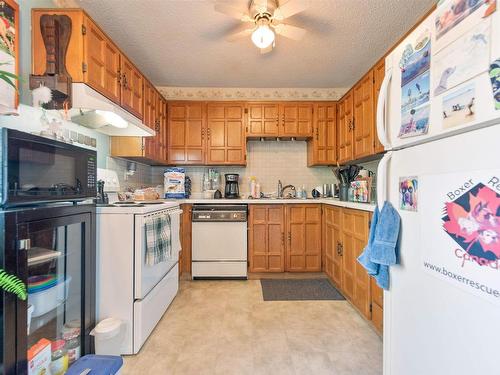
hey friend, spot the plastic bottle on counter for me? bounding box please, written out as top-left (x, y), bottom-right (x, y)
top-left (250, 177), bottom-right (257, 198)
top-left (255, 182), bottom-right (261, 198)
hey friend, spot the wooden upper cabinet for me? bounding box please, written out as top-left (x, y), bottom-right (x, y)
top-left (285, 205), bottom-right (322, 272)
top-left (206, 103), bottom-right (246, 165)
top-left (341, 208), bottom-right (371, 319)
top-left (307, 102), bottom-right (337, 166)
top-left (373, 59), bottom-right (386, 154)
top-left (120, 55), bottom-right (143, 119)
top-left (279, 103), bottom-right (313, 137)
top-left (83, 16), bottom-right (121, 104)
top-left (249, 205), bottom-right (285, 273)
top-left (337, 91), bottom-right (354, 164)
top-left (32, 9), bottom-right (86, 81)
top-left (158, 95), bottom-right (168, 163)
top-left (246, 102), bottom-right (280, 137)
top-left (353, 71), bottom-right (375, 159)
top-left (168, 102), bottom-right (206, 165)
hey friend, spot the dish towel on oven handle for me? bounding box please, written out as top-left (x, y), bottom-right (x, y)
top-left (145, 214), bottom-right (172, 266)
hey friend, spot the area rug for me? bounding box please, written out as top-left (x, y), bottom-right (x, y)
top-left (260, 278), bottom-right (345, 301)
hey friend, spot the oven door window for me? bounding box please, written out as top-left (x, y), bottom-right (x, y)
top-left (7, 138), bottom-right (88, 200)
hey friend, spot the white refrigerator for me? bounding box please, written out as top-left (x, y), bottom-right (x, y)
top-left (376, 2), bottom-right (500, 374)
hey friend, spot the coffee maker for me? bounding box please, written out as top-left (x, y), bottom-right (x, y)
top-left (224, 174), bottom-right (240, 198)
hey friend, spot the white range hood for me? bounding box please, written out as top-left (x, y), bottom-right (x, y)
top-left (70, 83), bottom-right (155, 137)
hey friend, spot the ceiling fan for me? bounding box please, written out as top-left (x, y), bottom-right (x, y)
top-left (214, 0), bottom-right (310, 54)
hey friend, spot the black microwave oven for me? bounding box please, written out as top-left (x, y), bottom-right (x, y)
top-left (0, 128), bottom-right (97, 207)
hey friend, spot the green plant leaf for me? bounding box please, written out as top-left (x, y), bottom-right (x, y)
top-left (0, 74), bottom-right (18, 91)
top-left (0, 70), bottom-right (18, 79)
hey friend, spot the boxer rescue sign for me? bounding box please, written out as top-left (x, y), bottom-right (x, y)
top-left (421, 170), bottom-right (500, 305)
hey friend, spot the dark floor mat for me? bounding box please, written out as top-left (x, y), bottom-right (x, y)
top-left (260, 278), bottom-right (346, 301)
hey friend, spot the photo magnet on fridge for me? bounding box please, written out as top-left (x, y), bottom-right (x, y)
top-left (435, 0), bottom-right (492, 40)
top-left (399, 105), bottom-right (430, 138)
top-left (490, 58), bottom-right (500, 110)
top-left (420, 170), bottom-right (500, 305)
top-left (433, 21), bottom-right (490, 96)
top-left (442, 82), bottom-right (476, 128)
top-left (399, 177), bottom-right (418, 211)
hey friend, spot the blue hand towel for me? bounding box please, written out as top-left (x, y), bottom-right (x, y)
top-left (371, 202), bottom-right (401, 265)
top-left (358, 207), bottom-right (380, 276)
top-left (357, 201), bottom-right (401, 290)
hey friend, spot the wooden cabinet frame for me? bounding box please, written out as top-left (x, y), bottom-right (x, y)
top-left (307, 102), bottom-right (337, 166)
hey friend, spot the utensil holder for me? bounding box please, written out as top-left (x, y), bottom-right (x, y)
top-left (339, 184), bottom-right (349, 201)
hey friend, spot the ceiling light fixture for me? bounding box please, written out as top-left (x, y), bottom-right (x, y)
top-left (251, 19), bottom-right (275, 49)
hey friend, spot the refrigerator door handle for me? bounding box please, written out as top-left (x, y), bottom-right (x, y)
top-left (376, 151), bottom-right (392, 208)
top-left (376, 69), bottom-right (392, 150)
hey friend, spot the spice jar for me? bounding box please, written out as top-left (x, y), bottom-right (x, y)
top-left (62, 322), bottom-right (81, 364)
top-left (50, 339), bottom-right (68, 375)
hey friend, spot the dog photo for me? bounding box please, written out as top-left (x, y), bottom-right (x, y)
top-left (400, 177), bottom-right (418, 211)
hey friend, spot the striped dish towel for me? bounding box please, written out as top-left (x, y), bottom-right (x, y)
top-left (145, 214), bottom-right (172, 266)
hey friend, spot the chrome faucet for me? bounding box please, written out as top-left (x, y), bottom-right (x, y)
top-left (281, 184), bottom-right (296, 199)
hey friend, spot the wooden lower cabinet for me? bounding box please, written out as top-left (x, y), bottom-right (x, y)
top-left (371, 278), bottom-right (383, 334)
top-left (248, 204), bottom-right (321, 272)
top-left (248, 205), bottom-right (285, 272)
top-left (179, 204), bottom-right (192, 277)
top-left (286, 205), bottom-right (322, 272)
top-left (323, 205), bottom-right (342, 287)
top-left (342, 208), bottom-right (371, 319)
top-left (322, 205), bottom-right (381, 331)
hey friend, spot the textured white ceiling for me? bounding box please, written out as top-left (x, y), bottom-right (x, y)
top-left (74, 0), bottom-right (434, 88)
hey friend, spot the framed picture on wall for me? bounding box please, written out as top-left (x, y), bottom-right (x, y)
top-left (0, 0), bottom-right (19, 115)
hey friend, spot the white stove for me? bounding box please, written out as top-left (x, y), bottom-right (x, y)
top-left (96, 199), bottom-right (182, 354)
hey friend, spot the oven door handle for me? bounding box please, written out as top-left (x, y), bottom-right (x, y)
top-left (167, 209), bottom-right (183, 215)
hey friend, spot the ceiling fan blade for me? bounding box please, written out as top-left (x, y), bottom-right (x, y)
top-left (274, 23), bottom-right (307, 40)
top-left (274, 0), bottom-right (310, 21)
top-left (214, 3), bottom-right (253, 22)
top-left (226, 27), bottom-right (254, 42)
top-left (260, 45), bottom-right (273, 54)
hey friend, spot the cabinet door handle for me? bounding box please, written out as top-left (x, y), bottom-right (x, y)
top-left (207, 128), bottom-right (211, 140)
top-left (281, 232), bottom-right (285, 246)
top-left (288, 232), bottom-right (291, 244)
top-left (316, 128), bottom-right (319, 140)
top-left (201, 128), bottom-right (205, 140)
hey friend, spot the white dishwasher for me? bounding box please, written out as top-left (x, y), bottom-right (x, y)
top-left (191, 204), bottom-right (248, 279)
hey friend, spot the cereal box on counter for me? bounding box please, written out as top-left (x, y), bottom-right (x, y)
top-left (164, 168), bottom-right (186, 199)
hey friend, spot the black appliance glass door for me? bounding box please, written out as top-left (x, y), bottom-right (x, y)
top-left (0, 205), bottom-right (95, 375)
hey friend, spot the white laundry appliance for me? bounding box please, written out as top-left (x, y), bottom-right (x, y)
top-left (376, 2), bottom-right (500, 374)
top-left (96, 201), bottom-right (182, 354)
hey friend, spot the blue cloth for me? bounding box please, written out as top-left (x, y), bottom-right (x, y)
top-left (357, 201), bottom-right (401, 290)
top-left (66, 355), bottom-right (123, 375)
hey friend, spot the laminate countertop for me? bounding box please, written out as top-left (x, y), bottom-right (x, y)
top-left (164, 198), bottom-right (376, 212)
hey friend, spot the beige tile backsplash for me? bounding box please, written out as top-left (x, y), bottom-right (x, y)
top-left (151, 141), bottom-right (379, 196)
